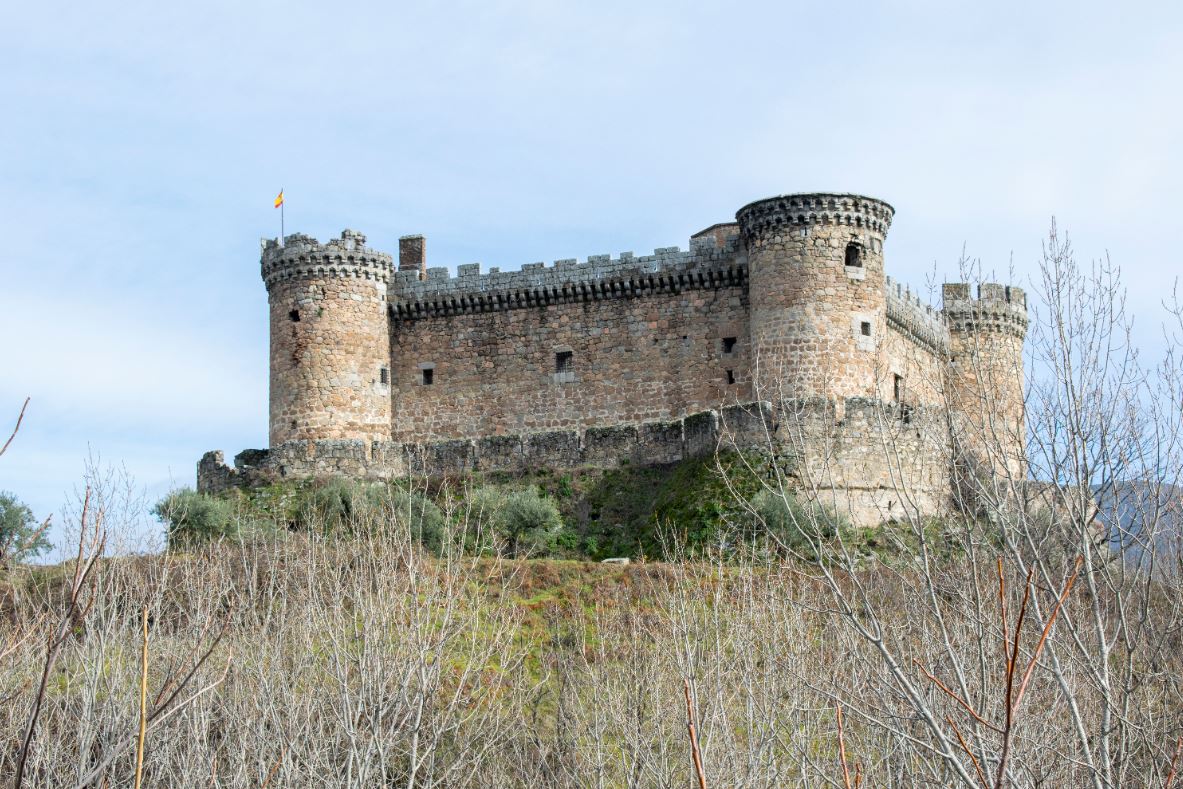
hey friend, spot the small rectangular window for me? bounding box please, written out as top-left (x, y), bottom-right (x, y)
top-left (289, 309), bottom-right (300, 322)
top-left (893, 373), bottom-right (903, 402)
top-left (380, 367), bottom-right (389, 385)
top-left (845, 242), bottom-right (863, 267)
top-left (722, 337), bottom-right (737, 354)
top-left (422, 368), bottom-right (433, 385)
top-left (726, 369), bottom-right (736, 385)
top-left (860, 321), bottom-right (872, 337)
top-left (555, 351), bottom-right (573, 373)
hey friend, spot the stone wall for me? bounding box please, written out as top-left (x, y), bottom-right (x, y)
top-left (732, 397), bottom-right (953, 525)
top-left (263, 231), bottom-right (393, 445)
top-left (199, 403), bottom-right (765, 493)
top-left (388, 239), bottom-right (752, 440)
top-left (198, 398), bottom-right (953, 525)
top-left (738, 194), bottom-right (894, 402)
top-left (943, 282), bottom-right (1029, 482)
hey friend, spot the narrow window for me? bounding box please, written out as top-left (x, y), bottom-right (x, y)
top-left (290, 419), bottom-right (297, 429)
top-left (726, 369), bottom-right (736, 385)
top-left (555, 351), bottom-right (573, 374)
top-left (289, 309), bottom-right (300, 322)
top-left (722, 336), bottom-right (737, 354)
top-left (422, 368), bottom-right (434, 386)
top-left (893, 374), bottom-right (903, 402)
top-left (845, 242), bottom-right (863, 267)
top-left (380, 367), bottom-right (389, 385)
top-left (860, 321), bottom-right (872, 337)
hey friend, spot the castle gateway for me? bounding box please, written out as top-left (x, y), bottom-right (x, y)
top-left (199, 193), bottom-right (1028, 526)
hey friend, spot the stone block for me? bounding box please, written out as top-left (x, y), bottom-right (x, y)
top-left (233, 448), bottom-right (270, 469)
top-left (406, 440), bottom-right (475, 477)
top-left (720, 401), bottom-right (773, 451)
top-left (683, 410), bottom-right (719, 458)
top-left (523, 430), bottom-right (582, 469)
top-left (582, 425), bottom-right (638, 467)
top-left (475, 435), bottom-right (524, 472)
top-left (634, 420), bottom-right (683, 465)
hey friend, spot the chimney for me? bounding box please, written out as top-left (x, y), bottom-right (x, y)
top-left (399, 235), bottom-right (426, 280)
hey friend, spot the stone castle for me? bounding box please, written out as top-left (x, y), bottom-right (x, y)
top-left (198, 192), bottom-right (1028, 526)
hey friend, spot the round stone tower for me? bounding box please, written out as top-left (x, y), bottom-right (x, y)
top-left (942, 283), bottom-right (1029, 481)
top-left (736, 193), bottom-right (895, 401)
top-left (261, 230), bottom-right (394, 446)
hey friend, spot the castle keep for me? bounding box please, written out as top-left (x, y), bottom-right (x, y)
top-left (199, 193), bottom-right (1028, 526)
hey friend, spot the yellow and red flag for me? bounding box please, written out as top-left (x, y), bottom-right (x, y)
top-left (274, 189), bottom-right (284, 208)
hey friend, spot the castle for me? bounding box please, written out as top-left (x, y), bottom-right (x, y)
top-left (198, 192), bottom-right (1028, 527)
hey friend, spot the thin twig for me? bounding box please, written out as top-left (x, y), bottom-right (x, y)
top-left (836, 704), bottom-right (853, 789)
top-left (133, 607), bottom-right (149, 789)
top-left (0, 397), bottom-right (29, 457)
top-left (14, 488), bottom-right (104, 789)
top-left (75, 654), bottom-right (232, 787)
top-left (259, 746), bottom-right (287, 789)
top-left (683, 678), bottom-right (707, 789)
top-left (947, 715), bottom-right (989, 788)
top-left (1165, 735), bottom-right (1183, 789)
top-left (997, 558), bottom-right (1009, 669)
top-left (996, 565), bottom-right (1034, 789)
top-left (914, 659), bottom-right (1003, 733)
top-left (1012, 557), bottom-right (1082, 714)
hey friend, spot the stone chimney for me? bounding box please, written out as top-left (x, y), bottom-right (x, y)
top-left (399, 234), bottom-right (426, 280)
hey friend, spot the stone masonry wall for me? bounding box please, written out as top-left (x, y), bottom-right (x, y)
top-left (770, 397), bottom-right (952, 525)
top-left (943, 283), bottom-right (1029, 482)
top-left (388, 238), bottom-right (751, 440)
top-left (738, 194), bottom-right (894, 404)
top-left (881, 277), bottom-right (949, 408)
top-left (199, 398), bottom-right (951, 526)
top-left (264, 231), bottom-right (393, 445)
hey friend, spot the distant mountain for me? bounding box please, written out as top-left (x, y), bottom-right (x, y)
top-left (1095, 481), bottom-right (1183, 574)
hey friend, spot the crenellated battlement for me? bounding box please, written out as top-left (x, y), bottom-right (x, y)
top-left (736, 192), bottom-right (895, 241)
top-left (941, 282), bottom-right (1029, 339)
top-left (389, 234), bottom-right (746, 320)
top-left (885, 277), bottom-right (950, 353)
top-left (261, 230), bottom-right (395, 291)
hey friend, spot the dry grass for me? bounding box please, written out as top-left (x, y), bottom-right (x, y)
top-left (2, 511), bottom-right (1180, 787)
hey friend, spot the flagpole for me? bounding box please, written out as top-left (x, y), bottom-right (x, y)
top-left (280, 187), bottom-right (285, 246)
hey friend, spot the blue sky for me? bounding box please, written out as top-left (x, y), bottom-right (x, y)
top-left (2, 0), bottom-right (1180, 555)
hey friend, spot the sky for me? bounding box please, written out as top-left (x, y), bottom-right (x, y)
top-left (2, 0), bottom-right (1181, 556)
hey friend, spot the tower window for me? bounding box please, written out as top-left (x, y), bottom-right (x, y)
top-left (380, 367), bottom-right (389, 385)
top-left (722, 337), bottom-right (737, 354)
top-left (555, 351), bottom-right (573, 373)
top-left (893, 374), bottom-right (903, 402)
top-left (421, 368), bottom-right (434, 386)
top-left (845, 242), bottom-right (863, 268)
top-left (726, 369), bottom-right (736, 385)
top-left (860, 321), bottom-right (872, 337)
top-left (289, 309), bottom-right (300, 322)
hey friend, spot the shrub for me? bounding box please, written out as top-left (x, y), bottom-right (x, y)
top-left (302, 478), bottom-right (446, 550)
top-left (154, 489), bottom-right (238, 546)
top-left (304, 478), bottom-right (372, 533)
top-left (384, 486), bottom-right (446, 553)
top-left (499, 487), bottom-right (564, 557)
top-left (0, 490), bottom-right (51, 564)
top-left (750, 488), bottom-right (846, 558)
top-left (461, 485), bottom-right (507, 554)
top-left (464, 485), bottom-right (564, 557)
